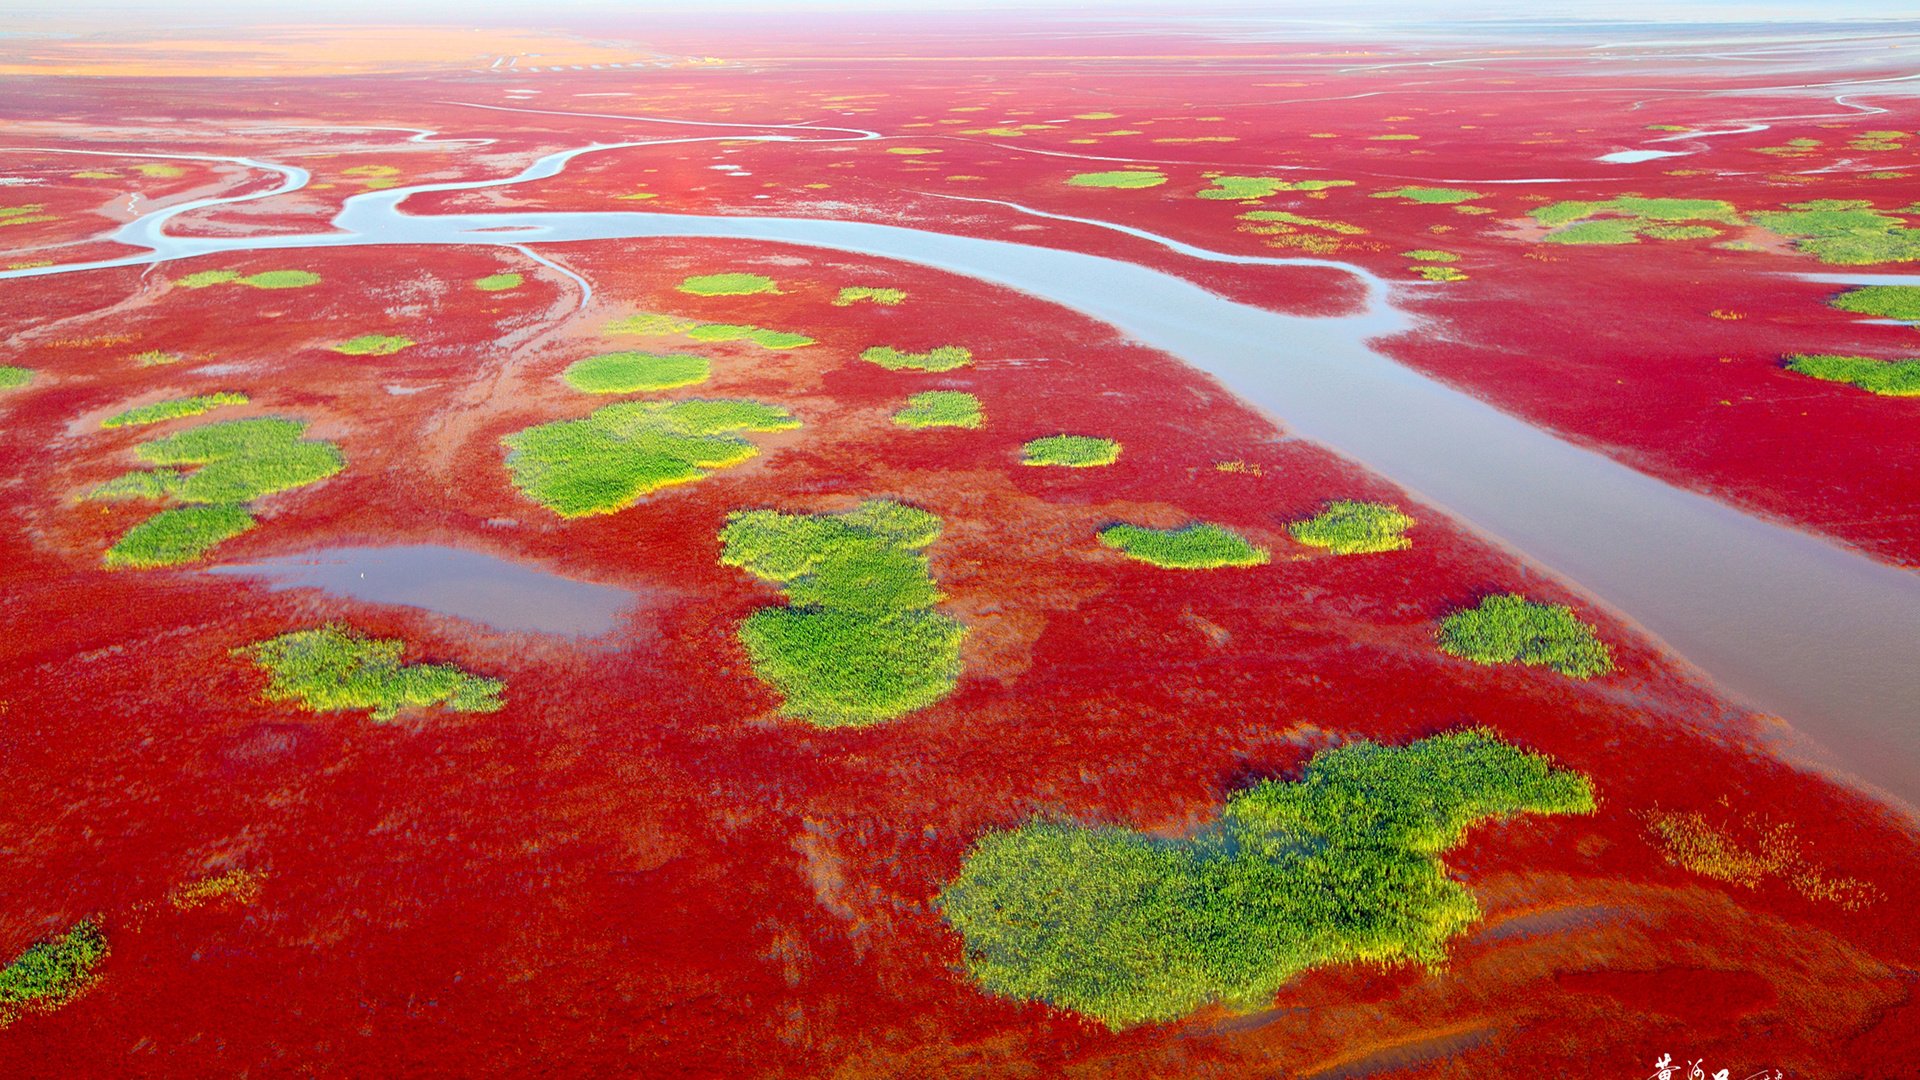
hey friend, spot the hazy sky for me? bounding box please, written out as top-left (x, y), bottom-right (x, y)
top-left (5, 0), bottom-right (1917, 24)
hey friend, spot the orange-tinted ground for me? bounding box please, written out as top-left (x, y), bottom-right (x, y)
top-left (2, 16), bottom-right (1917, 1079)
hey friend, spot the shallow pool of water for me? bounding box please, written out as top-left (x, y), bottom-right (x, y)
top-left (208, 544), bottom-right (635, 636)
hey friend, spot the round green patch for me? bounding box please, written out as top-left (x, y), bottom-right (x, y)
top-left (561, 351), bottom-right (711, 393)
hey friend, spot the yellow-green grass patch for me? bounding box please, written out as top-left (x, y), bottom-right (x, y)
top-left (1784, 353), bottom-right (1920, 395)
top-left (678, 273), bottom-right (780, 296)
top-left (561, 351), bottom-right (709, 393)
top-left (894, 390), bottom-right (983, 428)
top-left (1067, 170), bottom-right (1168, 189)
top-left (102, 392), bottom-right (248, 428)
top-left (938, 729), bottom-right (1593, 1028)
top-left (720, 500), bottom-right (964, 726)
top-left (1022, 434), bottom-right (1119, 467)
top-left (1197, 176), bottom-right (1353, 200)
top-left (1830, 284), bottom-right (1920, 322)
top-left (1373, 187), bottom-right (1483, 204)
top-left (1436, 594), bottom-right (1613, 678)
top-left (175, 269), bottom-right (321, 290)
top-left (475, 272), bottom-right (523, 292)
top-left (237, 624), bottom-right (503, 721)
top-left (104, 505), bottom-right (256, 568)
top-left (502, 399), bottom-right (798, 517)
top-left (1402, 249), bottom-right (1459, 262)
top-left (0, 922), bottom-right (107, 1028)
top-left (1751, 200), bottom-right (1920, 264)
top-left (608, 312), bottom-right (814, 349)
top-left (861, 344), bottom-right (972, 372)
top-left (1289, 500), bottom-right (1413, 554)
top-left (330, 335), bottom-right (414, 356)
top-left (834, 286), bottom-right (906, 306)
top-left (1099, 522), bottom-right (1268, 568)
top-left (0, 366), bottom-right (32, 390)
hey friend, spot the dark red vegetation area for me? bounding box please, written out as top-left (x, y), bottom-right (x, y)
top-left (2, 19), bottom-right (1918, 1078)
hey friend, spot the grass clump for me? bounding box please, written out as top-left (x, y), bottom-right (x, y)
top-left (1288, 500), bottom-right (1413, 554)
top-left (1643, 808), bottom-right (1879, 910)
top-left (502, 399), bottom-right (797, 517)
top-left (1238, 210), bottom-right (1367, 235)
top-left (720, 500), bottom-right (964, 727)
top-left (1784, 353), bottom-right (1920, 396)
top-left (331, 334), bottom-right (413, 356)
top-left (1373, 186), bottom-right (1483, 204)
top-left (1830, 285), bottom-right (1920, 322)
top-left (105, 506), bottom-right (256, 567)
top-left (894, 390), bottom-right (983, 428)
top-left (93, 417), bottom-right (342, 567)
top-left (1197, 176), bottom-right (1353, 200)
top-left (1067, 170), bottom-right (1167, 189)
top-left (237, 624), bottom-right (503, 721)
top-left (609, 312), bottom-right (814, 349)
top-left (102, 417), bottom-right (344, 505)
top-left (1751, 200), bottom-right (1920, 264)
top-left (861, 345), bottom-right (972, 372)
top-left (1436, 594), bottom-right (1614, 679)
top-left (475, 272), bottom-right (523, 292)
top-left (939, 729), bottom-right (1594, 1028)
top-left (101, 392), bottom-right (248, 428)
top-left (834, 286), bottom-right (906, 306)
top-left (678, 273), bottom-right (779, 296)
top-left (0, 922), bottom-right (107, 1027)
top-left (1532, 197), bottom-right (1740, 246)
top-left (0, 366), bottom-right (31, 390)
top-left (132, 350), bottom-right (185, 367)
top-left (1099, 522), bottom-right (1268, 568)
top-left (174, 269), bottom-right (319, 290)
top-left (1022, 434), bottom-right (1119, 467)
top-left (1403, 249), bottom-right (1459, 262)
top-left (560, 351), bottom-right (709, 394)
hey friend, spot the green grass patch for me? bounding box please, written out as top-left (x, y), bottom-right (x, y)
top-left (237, 624), bottom-right (503, 721)
top-left (502, 398), bottom-right (797, 517)
top-left (1784, 353), bottom-right (1920, 396)
top-left (101, 417), bottom-right (344, 505)
top-left (102, 392), bottom-right (248, 428)
top-left (1532, 197), bottom-right (1741, 246)
top-left (132, 349), bottom-right (185, 367)
top-left (1197, 176), bottom-right (1353, 200)
top-left (1067, 170), bottom-right (1167, 189)
top-left (1373, 186), bottom-right (1483, 204)
top-left (894, 390), bottom-right (983, 428)
top-left (475, 272), bottom-right (523, 292)
top-left (1436, 594), bottom-right (1614, 679)
top-left (0, 922), bottom-right (107, 1027)
top-left (174, 269), bottom-right (319, 290)
top-left (1238, 210), bottom-right (1367, 234)
top-left (861, 345), bottom-right (972, 372)
top-left (1022, 434), bottom-right (1119, 467)
top-left (1830, 284), bottom-right (1920, 322)
top-left (938, 729), bottom-right (1594, 1029)
top-left (1532, 197), bottom-right (1740, 228)
top-left (93, 417), bottom-right (342, 567)
top-left (1751, 200), bottom-right (1920, 265)
top-left (331, 334), bottom-right (414, 356)
top-left (720, 500), bottom-right (964, 726)
top-left (1288, 500), bottom-right (1414, 554)
top-left (608, 312), bottom-right (815, 349)
top-left (0, 365), bottom-right (31, 390)
top-left (104, 505), bottom-right (256, 568)
top-left (1402, 249), bottom-right (1459, 262)
top-left (678, 272), bottom-right (780, 296)
top-left (560, 351), bottom-right (710, 394)
top-left (1414, 266), bottom-right (1469, 281)
top-left (834, 286), bottom-right (907, 306)
top-left (1099, 522), bottom-right (1268, 568)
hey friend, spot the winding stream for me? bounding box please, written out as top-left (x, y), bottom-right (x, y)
top-left (4, 139), bottom-right (1918, 807)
